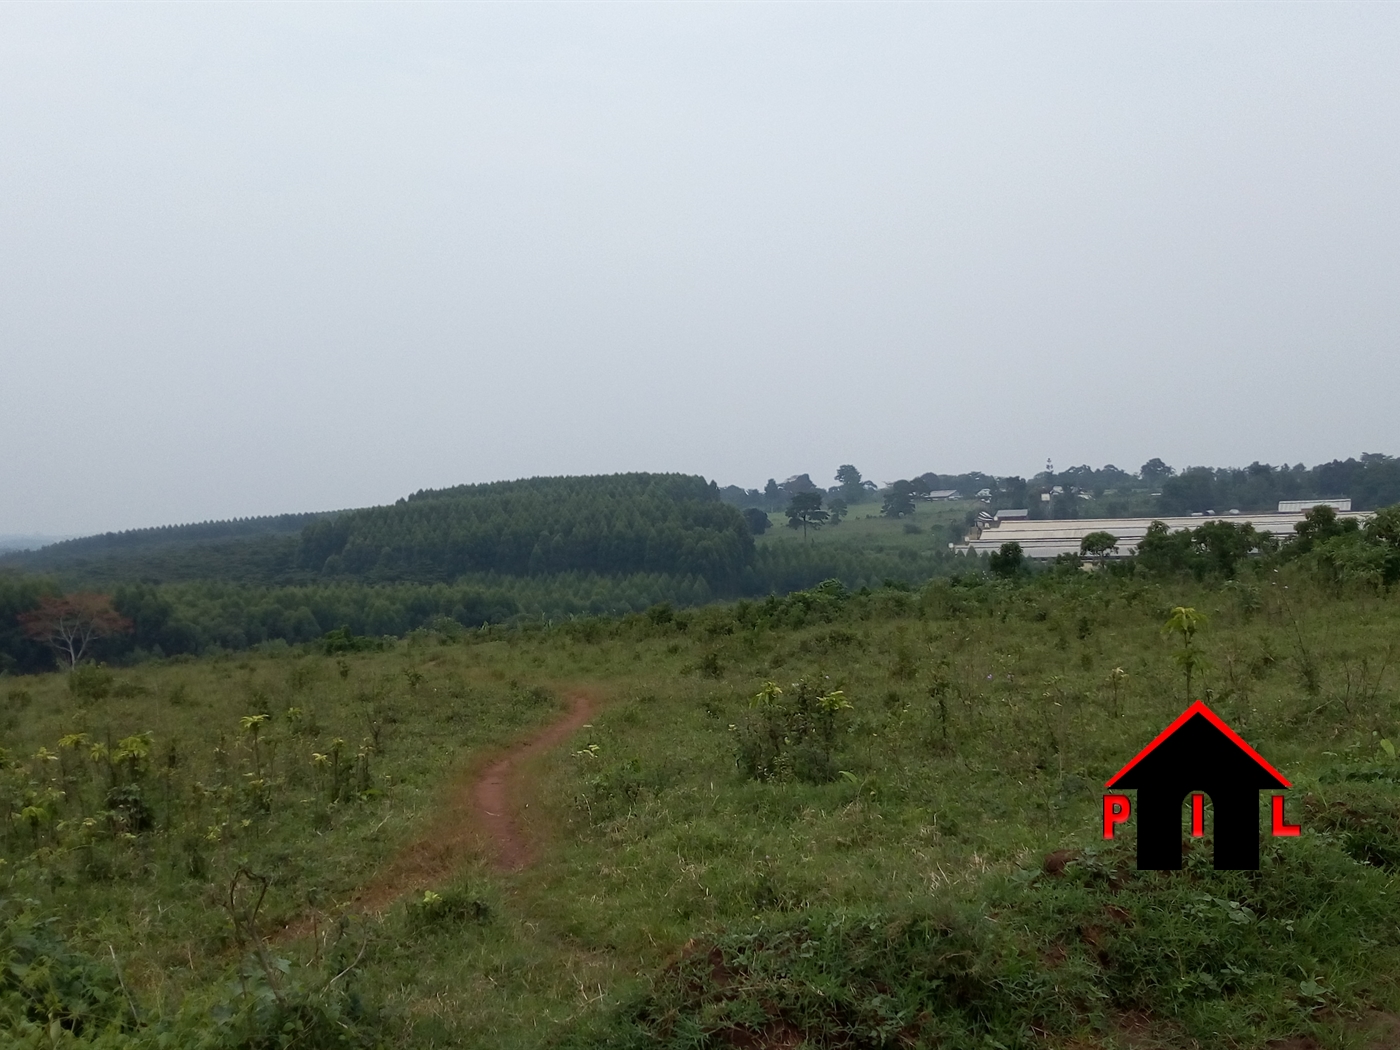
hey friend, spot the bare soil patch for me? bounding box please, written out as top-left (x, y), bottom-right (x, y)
top-left (279, 691), bottom-right (595, 934)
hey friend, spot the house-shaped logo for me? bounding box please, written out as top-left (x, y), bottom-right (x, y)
top-left (1103, 701), bottom-right (1299, 870)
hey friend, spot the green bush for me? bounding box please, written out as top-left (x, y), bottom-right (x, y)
top-left (0, 898), bottom-right (131, 1038)
top-left (68, 664), bottom-right (115, 702)
top-left (736, 678), bottom-right (853, 784)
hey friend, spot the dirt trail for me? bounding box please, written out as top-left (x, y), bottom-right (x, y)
top-left (287, 693), bottom-right (595, 928)
top-left (470, 691), bottom-right (595, 872)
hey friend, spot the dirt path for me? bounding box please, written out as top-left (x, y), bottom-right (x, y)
top-left (284, 693), bottom-right (595, 930)
top-left (470, 691), bottom-right (595, 872)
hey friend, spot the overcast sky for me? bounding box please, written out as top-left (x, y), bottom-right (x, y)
top-left (3, 3), bottom-right (1398, 535)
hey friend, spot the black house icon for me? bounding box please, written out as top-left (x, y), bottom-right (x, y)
top-left (1106, 701), bottom-right (1290, 870)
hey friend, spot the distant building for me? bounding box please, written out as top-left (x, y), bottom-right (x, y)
top-left (1278, 498), bottom-right (1351, 513)
top-left (925, 489), bottom-right (961, 501)
top-left (975, 488), bottom-right (992, 499)
top-left (958, 507), bottom-right (1370, 560)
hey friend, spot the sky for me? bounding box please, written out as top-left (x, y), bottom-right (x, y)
top-left (2, 3), bottom-right (1398, 536)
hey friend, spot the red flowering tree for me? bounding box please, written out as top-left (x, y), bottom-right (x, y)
top-left (18, 593), bottom-right (131, 669)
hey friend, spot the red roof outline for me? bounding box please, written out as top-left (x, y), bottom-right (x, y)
top-left (1105, 701), bottom-right (1291, 789)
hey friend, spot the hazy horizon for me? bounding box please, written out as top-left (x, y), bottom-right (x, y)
top-left (3, 447), bottom-right (1390, 544)
top-left (4, 4), bottom-right (1398, 536)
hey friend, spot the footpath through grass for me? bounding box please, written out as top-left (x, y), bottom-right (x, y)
top-left (2, 567), bottom-right (1400, 1047)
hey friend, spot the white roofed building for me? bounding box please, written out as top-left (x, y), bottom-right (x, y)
top-left (959, 508), bottom-right (1370, 559)
top-left (1278, 498), bottom-right (1351, 513)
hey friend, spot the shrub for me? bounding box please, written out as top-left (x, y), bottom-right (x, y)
top-left (736, 679), bottom-right (853, 784)
top-left (69, 663), bottom-right (115, 702)
top-left (406, 887), bottom-right (491, 932)
top-left (0, 899), bottom-right (131, 1037)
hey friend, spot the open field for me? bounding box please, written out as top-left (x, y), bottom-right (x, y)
top-left (756, 500), bottom-right (980, 551)
top-left (3, 562), bottom-right (1400, 1047)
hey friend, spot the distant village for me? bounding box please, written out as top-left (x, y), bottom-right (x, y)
top-left (717, 458), bottom-right (1393, 559)
top-left (958, 500), bottom-right (1361, 560)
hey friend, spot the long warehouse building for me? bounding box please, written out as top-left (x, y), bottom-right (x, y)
top-left (959, 508), bottom-right (1371, 560)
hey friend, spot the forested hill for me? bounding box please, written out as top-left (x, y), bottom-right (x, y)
top-left (0, 512), bottom-right (333, 586)
top-left (0, 474), bottom-right (755, 591)
top-left (296, 473), bottom-right (753, 587)
top-left (7, 511), bottom-right (329, 559)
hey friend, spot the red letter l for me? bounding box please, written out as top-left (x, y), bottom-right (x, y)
top-left (1272, 795), bottom-right (1301, 837)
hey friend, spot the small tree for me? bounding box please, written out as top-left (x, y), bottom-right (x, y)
top-left (738, 679), bottom-right (853, 783)
top-left (1080, 530), bottom-right (1119, 566)
top-left (989, 541), bottom-right (1024, 578)
top-left (785, 492), bottom-right (829, 543)
top-left (18, 593), bottom-right (131, 669)
top-left (1106, 666), bottom-right (1128, 718)
top-left (827, 497), bottom-right (848, 525)
top-left (1292, 504), bottom-right (1356, 554)
top-left (1163, 606), bottom-right (1207, 702)
top-left (1193, 520), bottom-right (1267, 578)
top-left (742, 507), bottom-right (771, 535)
top-left (1364, 506), bottom-right (1400, 586)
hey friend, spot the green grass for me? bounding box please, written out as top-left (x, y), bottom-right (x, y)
top-left (3, 568), bottom-right (1400, 1047)
top-left (757, 500), bottom-right (978, 552)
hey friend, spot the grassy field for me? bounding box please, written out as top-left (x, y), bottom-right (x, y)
top-left (756, 500), bottom-right (978, 551)
top-left (3, 565), bottom-right (1400, 1048)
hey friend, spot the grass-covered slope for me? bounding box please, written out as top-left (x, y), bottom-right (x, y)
top-left (2, 567), bottom-right (1400, 1047)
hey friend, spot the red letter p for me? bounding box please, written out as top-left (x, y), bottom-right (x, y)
top-left (1103, 794), bottom-right (1131, 839)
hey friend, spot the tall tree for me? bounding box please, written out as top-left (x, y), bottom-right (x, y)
top-left (19, 593), bottom-right (131, 669)
top-left (0, 573), bottom-right (55, 674)
top-left (1140, 458), bottom-right (1175, 485)
top-left (881, 481), bottom-right (916, 519)
top-left (835, 465), bottom-right (865, 503)
top-left (785, 492), bottom-right (829, 543)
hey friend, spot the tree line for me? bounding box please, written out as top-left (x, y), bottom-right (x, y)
top-left (718, 453), bottom-right (1400, 519)
top-left (0, 541), bottom-right (969, 672)
top-left (8, 458), bottom-right (1400, 595)
top-left (8, 504), bottom-right (1400, 673)
top-left (0, 474), bottom-right (757, 591)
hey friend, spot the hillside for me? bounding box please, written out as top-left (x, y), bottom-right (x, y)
top-left (7, 457), bottom-right (1400, 670)
top-left (10, 456), bottom-right (1400, 590)
top-left (0, 475), bottom-right (755, 591)
top-left (0, 475), bottom-right (982, 668)
top-left (3, 569), bottom-right (1400, 1048)
top-left (0, 512), bottom-right (330, 587)
top-left (295, 473), bottom-right (754, 587)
